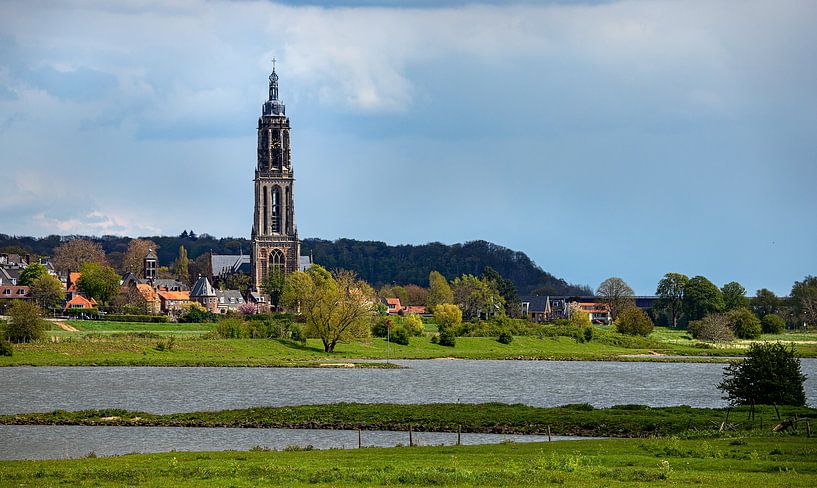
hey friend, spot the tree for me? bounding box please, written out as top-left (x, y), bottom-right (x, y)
top-left (427, 271), bottom-right (453, 311)
top-left (567, 302), bottom-right (591, 327)
top-left (403, 284), bottom-right (428, 307)
top-left (751, 288), bottom-right (781, 319)
top-left (482, 266), bottom-right (520, 317)
top-left (175, 245), bottom-right (190, 283)
top-left (721, 281), bottom-right (748, 311)
top-left (718, 342), bottom-right (806, 407)
top-left (77, 262), bottom-right (121, 305)
top-left (452, 274), bottom-right (504, 320)
top-left (655, 272), bottom-right (688, 328)
top-left (111, 286), bottom-right (148, 314)
top-left (615, 306), bottom-right (654, 337)
top-left (433, 303), bottom-right (462, 331)
top-left (5, 301), bottom-right (46, 343)
top-left (727, 308), bottom-right (762, 339)
top-left (402, 314), bottom-right (425, 336)
top-left (19, 263), bottom-right (48, 286)
top-left (30, 275), bottom-right (65, 311)
top-left (122, 239), bottom-right (158, 277)
top-left (682, 276), bottom-right (724, 322)
top-left (282, 265), bottom-right (375, 353)
top-left (225, 272), bottom-right (252, 297)
top-left (762, 314), bottom-right (786, 334)
top-left (688, 314), bottom-right (734, 342)
top-left (52, 239), bottom-right (106, 274)
top-left (791, 276), bottom-right (817, 326)
top-left (262, 268), bottom-right (286, 310)
top-left (596, 277), bottom-right (634, 321)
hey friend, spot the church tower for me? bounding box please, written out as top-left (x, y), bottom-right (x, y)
top-left (251, 62), bottom-right (300, 292)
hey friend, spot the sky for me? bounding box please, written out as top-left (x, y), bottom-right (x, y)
top-left (0, 0), bottom-right (815, 295)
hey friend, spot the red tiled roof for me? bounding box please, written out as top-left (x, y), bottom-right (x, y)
top-left (0, 285), bottom-right (30, 298)
top-left (64, 295), bottom-right (95, 310)
top-left (158, 291), bottom-right (190, 301)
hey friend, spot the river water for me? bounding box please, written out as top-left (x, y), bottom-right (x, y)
top-left (2, 359), bottom-right (816, 414)
top-left (0, 425), bottom-right (599, 460)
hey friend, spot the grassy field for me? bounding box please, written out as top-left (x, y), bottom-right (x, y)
top-left (1, 435), bottom-right (815, 487)
top-left (4, 403), bottom-right (815, 438)
top-left (0, 321), bottom-right (813, 367)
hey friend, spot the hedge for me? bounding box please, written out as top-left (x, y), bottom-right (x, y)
top-left (104, 314), bottom-right (169, 323)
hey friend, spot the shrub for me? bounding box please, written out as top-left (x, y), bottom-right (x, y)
top-left (433, 304), bottom-right (462, 330)
top-left (438, 329), bottom-right (456, 347)
top-left (388, 326), bottom-right (410, 345)
top-left (688, 314), bottom-right (734, 342)
top-left (154, 336), bottom-right (175, 351)
top-left (614, 307), bottom-right (654, 337)
top-left (0, 337), bottom-right (12, 356)
top-left (497, 330), bottom-right (513, 344)
top-left (371, 317), bottom-right (390, 338)
top-left (718, 342), bottom-right (806, 406)
top-left (583, 326), bottom-right (594, 342)
top-left (215, 318), bottom-right (249, 339)
top-left (289, 323), bottom-right (307, 344)
top-left (402, 314), bottom-right (425, 336)
top-left (5, 301), bottom-right (46, 343)
top-left (178, 303), bottom-right (211, 323)
top-left (238, 302), bottom-right (257, 316)
top-left (728, 308), bottom-right (762, 339)
top-left (761, 314), bottom-right (786, 334)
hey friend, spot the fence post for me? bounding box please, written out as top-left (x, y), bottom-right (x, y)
top-left (409, 425), bottom-right (413, 447)
top-left (457, 425), bottom-right (461, 446)
top-left (548, 425), bottom-right (552, 442)
top-left (358, 429), bottom-right (362, 449)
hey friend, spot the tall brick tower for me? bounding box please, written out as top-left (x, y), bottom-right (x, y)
top-left (251, 61), bottom-right (300, 292)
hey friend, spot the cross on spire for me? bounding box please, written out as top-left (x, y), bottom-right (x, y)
top-left (268, 58), bottom-right (279, 101)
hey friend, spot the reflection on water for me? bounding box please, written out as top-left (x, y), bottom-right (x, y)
top-left (0, 425), bottom-right (601, 460)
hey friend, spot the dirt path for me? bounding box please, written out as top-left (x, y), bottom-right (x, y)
top-left (50, 320), bottom-right (79, 332)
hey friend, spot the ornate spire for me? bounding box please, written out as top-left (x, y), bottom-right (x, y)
top-left (268, 58), bottom-right (279, 101)
top-left (262, 58), bottom-right (285, 116)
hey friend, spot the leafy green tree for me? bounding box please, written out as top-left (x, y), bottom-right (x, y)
top-left (762, 314), bottom-right (786, 334)
top-left (77, 262), bottom-right (121, 305)
top-left (718, 342), bottom-right (806, 407)
top-left (791, 276), bottom-right (817, 326)
top-left (751, 288), bottom-right (781, 319)
top-left (30, 275), bottom-right (65, 311)
top-left (433, 303), bottom-right (462, 331)
top-left (482, 266), bottom-right (520, 317)
top-left (682, 276), bottom-right (724, 322)
top-left (175, 245), bottom-right (190, 283)
top-left (728, 308), bottom-right (762, 339)
top-left (225, 272), bottom-right (252, 297)
top-left (262, 268), bottom-right (286, 310)
top-left (5, 301), bottom-right (46, 343)
top-left (615, 306), bottom-right (654, 337)
top-left (427, 271), bottom-right (453, 311)
top-left (402, 314), bottom-right (425, 336)
top-left (567, 302), bottom-right (591, 327)
top-left (596, 277), bottom-right (635, 321)
top-left (452, 274), bottom-right (504, 320)
top-left (282, 265), bottom-right (374, 352)
top-left (655, 272), bottom-right (688, 328)
top-left (721, 281), bottom-right (748, 311)
top-left (19, 263), bottom-right (48, 286)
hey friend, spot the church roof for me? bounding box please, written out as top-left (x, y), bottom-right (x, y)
top-left (211, 254), bottom-right (251, 277)
top-left (190, 275), bottom-right (216, 297)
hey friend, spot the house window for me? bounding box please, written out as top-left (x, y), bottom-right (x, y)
top-left (3, 289), bottom-right (10, 295)
top-left (17, 289), bottom-right (25, 295)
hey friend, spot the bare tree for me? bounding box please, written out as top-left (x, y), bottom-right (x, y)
top-left (52, 239), bottom-right (106, 275)
top-left (596, 277), bottom-right (635, 321)
top-left (122, 239), bottom-right (158, 277)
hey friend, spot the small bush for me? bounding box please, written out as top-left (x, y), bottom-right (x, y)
top-left (761, 314), bottom-right (786, 334)
top-left (583, 326), bottom-right (594, 342)
top-left (438, 329), bottom-right (456, 347)
top-left (5, 301), bottom-right (46, 343)
top-left (388, 326), bottom-right (410, 345)
top-left (289, 323), bottom-right (307, 344)
top-left (215, 318), bottom-right (249, 339)
top-left (728, 308), bottom-right (762, 339)
top-left (371, 317), bottom-right (390, 338)
top-left (402, 314), bottom-right (425, 337)
top-left (689, 314), bottom-right (734, 342)
top-left (178, 304), bottom-right (212, 324)
top-left (0, 338), bottom-right (12, 356)
top-left (615, 307), bottom-right (654, 337)
top-left (497, 330), bottom-right (513, 344)
top-left (154, 336), bottom-right (175, 351)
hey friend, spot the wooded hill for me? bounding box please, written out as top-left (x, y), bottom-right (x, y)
top-left (0, 234), bottom-right (590, 295)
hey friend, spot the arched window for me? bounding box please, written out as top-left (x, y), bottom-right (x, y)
top-left (285, 186), bottom-right (292, 233)
top-left (269, 249), bottom-right (285, 276)
top-left (271, 186), bottom-right (281, 233)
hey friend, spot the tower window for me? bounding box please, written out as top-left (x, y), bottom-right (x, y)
top-left (271, 186), bottom-right (281, 233)
top-left (263, 187), bottom-right (269, 235)
top-left (269, 249), bottom-right (285, 276)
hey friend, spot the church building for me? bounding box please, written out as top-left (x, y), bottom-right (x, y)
top-left (251, 63), bottom-right (302, 292)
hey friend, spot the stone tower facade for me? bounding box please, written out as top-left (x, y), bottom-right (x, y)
top-left (251, 63), bottom-right (300, 292)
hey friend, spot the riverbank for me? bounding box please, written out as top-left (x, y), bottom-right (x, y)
top-left (1, 321), bottom-right (814, 367)
top-left (4, 403), bottom-right (815, 438)
top-left (1, 434), bottom-right (815, 487)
